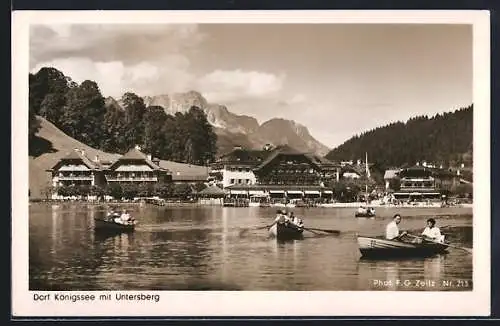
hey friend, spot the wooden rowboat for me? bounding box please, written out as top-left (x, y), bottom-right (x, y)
top-left (94, 217), bottom-right (136, 233)
top-left (355, 207), bottom-right (376, 218)
top-left (269, 222), bottom-right (304, 241)
top-left (357, 235), bottom-right (449, 258)
top-left (355, 212), bottom-right (376, 218)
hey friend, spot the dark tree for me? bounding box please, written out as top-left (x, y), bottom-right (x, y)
top-left (326, 105), bottom-right (473, 170)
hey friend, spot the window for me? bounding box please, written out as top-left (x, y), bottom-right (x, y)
top-left (238, 179), bottom-right (242, 184)
top-left (230, 178), bottom-right (235, 184)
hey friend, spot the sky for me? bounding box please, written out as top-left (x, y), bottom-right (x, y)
top-left (29, 23), bottom-right (472, 149)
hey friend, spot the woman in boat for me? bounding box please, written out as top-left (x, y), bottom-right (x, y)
top-left (385, 214), bottom-right (407, 240)
top-left (421, 218), bottom-right (444, 243)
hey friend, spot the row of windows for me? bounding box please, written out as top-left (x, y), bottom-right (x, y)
top-left (226, 167), bottom-right (252, 172)
top-left (230, 179), bottom-right (252, 184)
top-left (401, 182), bottom-right (435, 188)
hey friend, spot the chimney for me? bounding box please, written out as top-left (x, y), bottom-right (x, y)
top-left (147, 154), bottom-right (152, 161)
top-left (422, 161), bottom-right (427, 167)
top-left (416, 162), bottom-right (420, 166)
top-left (80, 149), bottom-right (85, 157)
top-left (357, 159), bottom-right (361, 166)
top-left (135, 144), bottom-right (141, 151)
top-left (461, 163), bottom-right (465, 168)
top-left (94, 155), bottom-right (100, 163)
top-left (457, 169), bottom-right (461, 176)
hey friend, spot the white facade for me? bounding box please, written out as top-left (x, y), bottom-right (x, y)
top-left (219, 165), bottom-right (257, 188)
top-left (51, 163), bottom-right (96, 187)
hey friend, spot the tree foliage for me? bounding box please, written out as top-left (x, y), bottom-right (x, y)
top-left (326, 105), bottom-right (473, 170)
top-left (29, 66), bottom-right (218, 165)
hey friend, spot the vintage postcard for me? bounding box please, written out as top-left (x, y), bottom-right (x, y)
top-left (12, 10), bottom-right (490, 317)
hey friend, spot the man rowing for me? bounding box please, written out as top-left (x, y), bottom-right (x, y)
top-left (385, 214), bottom-right (407, 240)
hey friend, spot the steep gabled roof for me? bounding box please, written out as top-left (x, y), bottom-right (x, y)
top-left (384, 169), bottom-right (400, 180)
top-left (49, 149), bottom-right (98, 170)
top-left (254, 145), bottom-right (320, 171)
top-left (108, 147), bottom-right (165, 171)
top-left (198, 185), bottom-right (226, 196)
top-left (217, 148), bottom-right (270, 164)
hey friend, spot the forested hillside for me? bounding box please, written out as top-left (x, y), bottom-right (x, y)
top-left (29, 67), bottom-right (217, 166)
top-left (326, 105), bottom-right (473, 169)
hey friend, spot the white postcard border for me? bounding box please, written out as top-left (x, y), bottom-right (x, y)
top-left (12, 10), bottom-right (491, 317)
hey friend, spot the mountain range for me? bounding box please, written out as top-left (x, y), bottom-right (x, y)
top-left (106, 91), bottom-right (330, 156)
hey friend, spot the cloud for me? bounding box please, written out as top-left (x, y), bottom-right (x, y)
top-left (198, 69), bottom-right (285, 103)
top-left (31, 56), bottom-right (195, 97)
top-left (30, 24), bottom-right (204, 68)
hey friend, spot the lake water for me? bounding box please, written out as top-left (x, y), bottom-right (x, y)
top-left (29, 203), bottom-right (473, 291)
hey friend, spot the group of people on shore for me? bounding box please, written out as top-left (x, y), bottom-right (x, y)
top-left (385, 214), bottom-right (445, 243)
top-left (270, 210), bottom-right (304, 229)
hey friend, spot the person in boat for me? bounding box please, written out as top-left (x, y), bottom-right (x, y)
top-left (269, 210), bottom-right (289, 228)
top-left (106, 208), bottom-right (118, 221)
top-left (385, 214), bottom-right (407, 241)
top-left (421, 218), bottom-right (444, 243)
top-left (357, 206), bottom-right (367, 214)
top-left (288, 211), bottom-right (304, 228)
top-left (117, 209), bottom-right (132, 224)
top-left (274, 210), bottom-right (287, 224)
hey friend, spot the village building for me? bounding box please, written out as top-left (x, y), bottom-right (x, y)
top-left (46, 149), bottom-right (107, 199)
top-left (212, 145), bottom-right (341, 204)
top-left (104, 147), bottom-right (171, 185)
top-left (384, 163), bottom-right (471, 201)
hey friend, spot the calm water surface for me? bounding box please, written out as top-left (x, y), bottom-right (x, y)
top-left (29, 203), bottom-right (473, 291)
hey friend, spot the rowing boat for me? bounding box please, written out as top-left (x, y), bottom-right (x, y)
top-left (94, 217), bottom-right (136, 233)
top-left (269, 222), bottom-right (304, 241)
top-left (357, 235), bottom-right (449, 258)
top-left (355, 211), bottom-right (376, 218)
top-left (355, 207), bottom-right (376, 218)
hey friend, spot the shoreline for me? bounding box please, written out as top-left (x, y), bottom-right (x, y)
top-left (29, 199), bottom-right (473, 209)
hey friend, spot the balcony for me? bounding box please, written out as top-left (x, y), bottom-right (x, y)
top-left (57, 176), bottom-right (93, 181)
top-left (106, 177), bottom-right (158, 182)
top-left (399, 186), bottom-right (436, 192)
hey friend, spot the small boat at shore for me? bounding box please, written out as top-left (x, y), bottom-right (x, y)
top-left (355, 211), bottom-right (376, 218)
top-left (269, 222), bottom-right (304, 241)
top-left (94, 217), bottom-right (136, 232)
top-left (357, 235), bottom-right (449, 258)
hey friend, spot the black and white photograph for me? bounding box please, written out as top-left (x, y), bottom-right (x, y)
top-left (13, 10), bottom-right (490, 316)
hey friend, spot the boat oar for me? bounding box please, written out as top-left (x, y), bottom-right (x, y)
top-left (303, 227), bottom-right (340, 235)
top-left (406, 234), bottom-right (472, 254)
top-left (443, 243), bottom-right (473, 254)
top-left (239, 225), bottom-right (270, 236)
top-left (302, 228), bottom-right (323, 235)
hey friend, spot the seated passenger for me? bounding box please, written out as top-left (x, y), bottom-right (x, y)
top-left (357, 206), bottom-right (367, 214)
top-left (421, 218), bottom-right (443, 243)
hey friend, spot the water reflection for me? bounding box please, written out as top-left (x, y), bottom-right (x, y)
top-left (357, 254), bottom-right (447, 291)
top-left (29, 203), bottom-right (473, 291)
